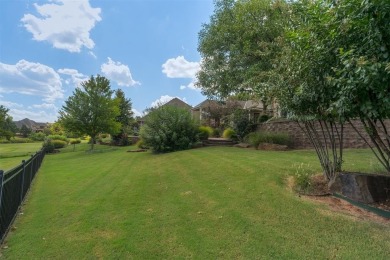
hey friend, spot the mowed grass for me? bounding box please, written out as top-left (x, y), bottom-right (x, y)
top-left (2, 147), bottom-right (390, 259)
top-left (0, 143), bottom-right (43, 171)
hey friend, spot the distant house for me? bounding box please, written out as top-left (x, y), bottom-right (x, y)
top-left (137, 98), bottom-right (193, 126)
top-left (14, 118), bottom-right (49, 133)
top-left (192, 99), bottom-right (245, 127)
top-left (243, 100), bottom-right (278, 122)
top-left (192, 99), bottom-right (279, 126)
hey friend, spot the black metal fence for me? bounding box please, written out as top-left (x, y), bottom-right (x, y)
top-left (0, 149), bottom-right (45, 243)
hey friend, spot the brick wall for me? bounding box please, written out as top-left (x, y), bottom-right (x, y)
top-left (257, 119), bottom-right (390, 149)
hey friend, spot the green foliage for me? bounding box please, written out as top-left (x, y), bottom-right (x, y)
top-left (198, 126), bottom-right (214, 140)
top-left (51, 140), bottom-right (67, 149)
top-left (245, 132), bottom-right (292, 148)
top-left (49, 122), bottom-right (65, 135)
top-left (59, 75), bottom-right (121, 150)
top-left (293, 163), bottom-right (314, 193)
top-left (112, 89), bottom-right (134, 146)
top-left (0, 105), bottom-right (18, 140)
top-left (222, 128), bottom-right (235, 139)
top-left (212, 128), bottom-right (221, 138)
top-left (259, 115), bottom-right (270, 123)
top-left (135, 139), bottom-right (148, 149)
top-left (140, 106), bottom-right (198, 153)
top-left (47, 135), bottom-right (68, 143)
top-left (29, 132), bottom-right (46, 141)
top-left (197, 0), bottom-right (288, 104)
top-left (69, 138), bottom-right (81, 145)
top-left (0, 137), bottom-right (34, 144)
top-left (228, 109), bottom-right (255, 141)
top-left (42, 139), bottom-right (55, 153)
top-left (20, 124), bottom-right (32, 138)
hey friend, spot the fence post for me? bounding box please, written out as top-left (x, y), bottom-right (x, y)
top-left (0, 170), bottom-right (4, 212)
top-left (20, 160), bottom-right (26, 203)
top-left (30, 155), bottom-right (34, 183)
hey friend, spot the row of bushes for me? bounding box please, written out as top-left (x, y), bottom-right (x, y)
top-left (245, 132), bottom-right (292, 148)
top-left (0, 137), bottom-right (34, 144)
top-left (43, 136), bottom-right (82, 153)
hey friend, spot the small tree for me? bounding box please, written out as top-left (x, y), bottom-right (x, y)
top-left (228, 109), bottom-right (255, 141)
top-left (277, 0), bottom-right (344, 186)
top-left (20, 124), bottom-right (32, 138)
top-left (0, 105), bottom-right (17, 140)
top-left (59, 75), bottom-right (121, 150)
top-left (140, 106), bottom-right (198, 153)
top-left (49, 122), bottom-right (65, 136)
top-left (112, 89), bottom-right (134, 146)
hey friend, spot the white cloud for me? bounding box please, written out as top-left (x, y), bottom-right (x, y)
top-left (162, 56), bottom-right (200, 78)
top-left (21, 0), bottom-right (101, 53)
top-left (0, 60), bottom-right (63, 103)
top-left (0, 100), bottom-right (24, 109)
top-left (89, 51), bottom-right (97, 59)
top-left (180, 81), bottom-right (200, 91)
top-left (132, 108), bottom-right (142, 117)
top-left (150, 95), bottom-right (187, 108)
top-left (30, 103), bottom-right (58, 110)
top-left (101, 57), bottom-right (140, 87)
top-left (9, 108), bottom-right (58, 123)
top-left (58, 68), bottom-right (88, 87)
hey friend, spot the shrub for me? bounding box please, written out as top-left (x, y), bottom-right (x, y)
top-left (47, 135), bottom-right (68, 143)
top-left (222, 128), bottom-right (236, 139)
top-left (293, 163), bottom-right (314, 193)
top-left (29, 132), bottom-right (46, 141)
top-left (212, 128), bottom-right (221, 137)
top-left (4, 137), bottom-right (34, 143)
top-left (43, 139), bottom-right (55, 153)
top-left (140, 106), bottom-right (198, 153)
top-left (135, 139), bottom-right (148, 149)
top-left (259, 114), bottom-right (270, 123)
top-left (69, 138), bottom-right (81, 145)
top-left (228, 109), bottom-right (255, 141)
top-left (51, 140), bottom-right (67, 149)
top-left (245, 132), bottom-right (292, 148)
top-left (111, 133), bottom-right (132, 146)
top-left (198, 126), bottom-right (213, 140)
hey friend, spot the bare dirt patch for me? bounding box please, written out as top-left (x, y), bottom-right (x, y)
top-left (304, 196), bottom-right (390, 224)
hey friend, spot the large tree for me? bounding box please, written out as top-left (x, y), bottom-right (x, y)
top-left (59, 75), bottom-right (121, 150)
top-left (112, 89), bottom-right (134, 145)
top-left (0, 105), bottom-right (18, 140)
top-left (328, 0), bottom-right (390, 172)
top-left (276, 0), bottom-right (345, 186)
top-left (197, 0), bottom-right (288, 107)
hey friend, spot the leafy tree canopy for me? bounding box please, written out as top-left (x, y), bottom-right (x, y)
top-left (197, 0), bottom-right (289, 106)
top-left (59, 75), bottom-right (121, 150)
top-left (0, 105), bottom-right (18, 140)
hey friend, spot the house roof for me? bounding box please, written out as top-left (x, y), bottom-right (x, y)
top-left (193, 99), bottom-right (245, 110)
top-left (164, 97), bottom-right (192, 109)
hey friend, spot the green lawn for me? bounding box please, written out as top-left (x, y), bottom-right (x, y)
top-left (0, 143), bottom-right (43, 171)
top-left (1, 147), bottom-right (390, 259)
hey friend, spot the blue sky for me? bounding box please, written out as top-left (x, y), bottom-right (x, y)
top-left (0, 0), bottom-right (214, 122)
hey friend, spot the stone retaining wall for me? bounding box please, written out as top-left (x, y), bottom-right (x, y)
top-left (257, 119), bottom-right (390, 149)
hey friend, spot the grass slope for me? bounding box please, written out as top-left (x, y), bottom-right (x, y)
top-left (2, 147), bottom-right (390, 259)
top-left (0, 143), bottom-right (43, 171)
